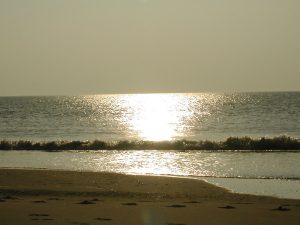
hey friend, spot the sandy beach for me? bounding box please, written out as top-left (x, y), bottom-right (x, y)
top-left (0, 169), bottom-right (300, 225)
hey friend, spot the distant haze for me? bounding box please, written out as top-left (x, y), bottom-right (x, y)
top-left (0, 0), bottom-right (299, 96)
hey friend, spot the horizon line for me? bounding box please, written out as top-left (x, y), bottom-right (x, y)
top-left (1, 90), bottom-right (300, 97)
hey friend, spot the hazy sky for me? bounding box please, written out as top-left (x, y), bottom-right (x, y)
top-left (0, 0), bottom-right (299, 96)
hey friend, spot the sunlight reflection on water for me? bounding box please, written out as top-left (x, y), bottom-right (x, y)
top-left (118, 94), bottom-right (189, 141)
top-left (91, 93), bottom-right (220, 141)
top-left (1, 150), bottom-right (300, 199)
top-left (1, 92), bottom-right (300, 141)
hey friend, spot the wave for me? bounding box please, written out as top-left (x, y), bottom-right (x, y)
top-left (0, 135), bottom-right (300, 151)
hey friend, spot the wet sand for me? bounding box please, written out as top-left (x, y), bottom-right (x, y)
top-left (0, 169), bottom-right (300, 225)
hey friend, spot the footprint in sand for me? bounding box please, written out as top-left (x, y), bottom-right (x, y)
top-left (77, 200), bottom-right (96, 205)
top-left (90, 198), bottom-right (103, 202)
top-left (1, 196), bottom-right (19, 200)
top-left (48, 197), bottom-right (63, 200)
top-left (29, 214), bottom-right (54, 221)
top-left (184, 201), bottom-right (200, 204)
top-left (218, 205), bottom-right (236, 209)
top-left (271, 206), bottom-right (291, 211)
top-left (32, 200), bottom-right (47, 203)
top-left (29, 214), bottom-right (49, 217)
top-left (94, 217), bottom-right (112, 221)
top-left (32, 218), bottom-right (54, 221)
top-left (122, 202), bottom-right (138, 206)
top-left (167, 204), bottom-right (186, 208)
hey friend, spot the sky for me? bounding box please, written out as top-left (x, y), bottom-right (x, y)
top-left (0, 0), bottom-right (299, 96)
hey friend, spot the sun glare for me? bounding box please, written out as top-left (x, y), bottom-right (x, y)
top-left (119, 94), bottom-right (189, 141)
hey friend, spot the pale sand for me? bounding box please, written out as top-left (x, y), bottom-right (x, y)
top-left (0, 169), bottom-right (300, 225)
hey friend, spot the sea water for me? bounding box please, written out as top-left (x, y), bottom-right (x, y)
top-left (1, 92), bottom-right (299, 141)
top-left (0, 150), bottom-right (299, 199)
top-left (0, 92), bottom-right (300, 199)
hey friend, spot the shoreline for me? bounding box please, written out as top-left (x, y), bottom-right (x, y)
top-left (0, 168), bottom-right (243, 200)
top-left (2, 168), bottom-right (300, 202)
top-left (1, 166), bottom-right (300, 200)
top-left (1, 169), bottom-right (300, 225)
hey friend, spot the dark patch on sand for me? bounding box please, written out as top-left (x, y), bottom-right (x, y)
top-left (271, 206), bottom-right (291, 211)
top-left (32, 200), bottom-right (47, 203)
top-left (48, 197), bottom-right (63, 200)
top-left (77, 200), bottom-right (96, 205)
top-left (29, 214), bottom-right (49, 217)
top-left (184, 201), bottom-right (200, 204)
top-left (167, 204), bottom-right (186, 208)
top-left (95, 217), bottom-right (112, 221)
top-left (1, 195), bottom-right (19, 200)
top-left (90, 198), bottom-right (102, 202)
top-left (218, 205), bottom-right (236, 209)
top-left (122, 202), bottom-right (138, 206)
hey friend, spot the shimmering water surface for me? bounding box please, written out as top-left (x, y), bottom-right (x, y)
top-left (1, 92), bottom-right (300, 199)
top-left (1, 92), bottom-right (300, 141)
top-left (1, 150), bottom-right (300, 199)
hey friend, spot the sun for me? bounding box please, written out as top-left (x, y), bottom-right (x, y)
top-left (119, 94), bottom-right (188, 141)
top-left (132, 101), bottom-right (176, 141)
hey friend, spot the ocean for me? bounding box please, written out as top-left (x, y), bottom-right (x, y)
top-left (0, 92), bottom-right (300, 199)
top-left (1, 92), bottom-right (300, 141)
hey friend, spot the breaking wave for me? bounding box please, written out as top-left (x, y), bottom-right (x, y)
top-left (0, 135), bottom-right (300, 151)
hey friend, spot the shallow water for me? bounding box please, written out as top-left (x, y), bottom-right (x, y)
top-left (1, 150), bottom-right (299, 199)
